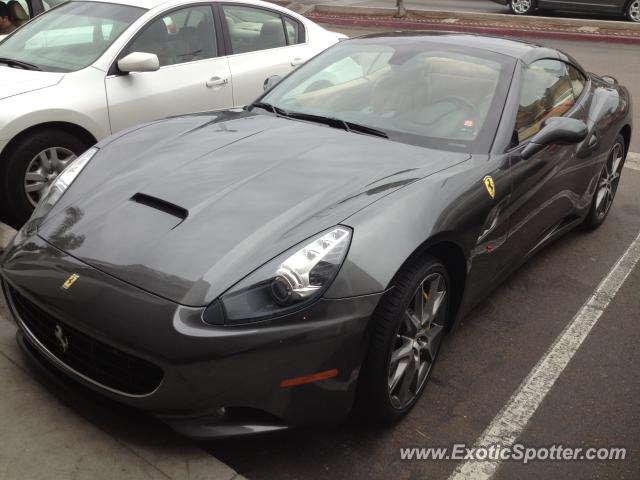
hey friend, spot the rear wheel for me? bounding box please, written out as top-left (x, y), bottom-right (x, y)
top-left (510, 0), bottom-right (535, 14)
top-left (583, 135), bottom-right (626, 230)
top-left (0, 129), bottom-right (90, 229)
top-left (628, 0), bottom-right (640, 22)
top-left (357, 256), bottom-right (450, 422)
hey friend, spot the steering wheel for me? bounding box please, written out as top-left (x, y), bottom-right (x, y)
top-left (433, 95), bottom-right (481, 118)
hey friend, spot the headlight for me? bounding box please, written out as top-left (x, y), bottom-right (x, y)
top-left (30, 147), bottom-right (98, 221)
top-left (204, 226), bottom-right (352, 325)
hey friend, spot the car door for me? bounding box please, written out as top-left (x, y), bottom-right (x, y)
top-left (538, 0), bottom-right (619, 14)
top-left (105, 4), bottom-right (233, 134)
top-left (220, 3), bottom-right (310, 106)
top-left (504, 59), bottom-right (593, 262)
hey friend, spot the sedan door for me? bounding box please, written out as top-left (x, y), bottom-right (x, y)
top-left (105, 4), bottom-right (233, 134)
top-left (220, 3), bottom-right (310, 106)
top-left (503, 59), bottom-right (595, 263)
top-left (538, 0), bottom-right (621, 14)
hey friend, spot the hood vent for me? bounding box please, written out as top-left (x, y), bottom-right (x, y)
top-left (131, 193), bottom-right (188, 228)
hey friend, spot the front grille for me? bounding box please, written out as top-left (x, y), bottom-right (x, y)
top-left (7, 284), bottom-right (163, 396)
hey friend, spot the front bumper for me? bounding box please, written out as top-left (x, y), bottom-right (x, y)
top-left (1, 233), bottom-right (381, 438)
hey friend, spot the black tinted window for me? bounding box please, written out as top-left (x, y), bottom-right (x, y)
top-left (223, 5), bottom-right (287, 53)
top-left (127, 5), bottom-right (217, 67)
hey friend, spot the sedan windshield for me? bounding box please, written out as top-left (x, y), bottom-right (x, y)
top-left (0, 1), bottom-right (144, 72)
top-left (261, 37), bottom-right (516, 152)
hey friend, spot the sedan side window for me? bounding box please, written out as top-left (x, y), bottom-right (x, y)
top-left (126, 6), bottom-right (217, 67)
top-left (516, 59), bottom-right (575, 143)
top-left (222, 5), bottom-right (290, 54)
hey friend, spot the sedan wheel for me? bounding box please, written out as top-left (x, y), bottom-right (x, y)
top-left (0, 128), bottom-right (90, 229)
top-left (357, 256), bottom-right (450, 422)
top-left (510, 0), bottom-right (534, 14)
top-left (24, 147), bottom-right (77, 207)
top-left (388, 273), bottom-right (446, 409)
top-left (628, 0), bottom-right (640, 22)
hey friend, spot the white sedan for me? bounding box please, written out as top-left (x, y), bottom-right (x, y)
top-left (0, 0), bottom-right (344, 226)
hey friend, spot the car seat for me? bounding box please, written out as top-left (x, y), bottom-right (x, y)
top-left (258, 20), bottom-right (285, 50)
top-left (7, 0), bottom-right (29, 26)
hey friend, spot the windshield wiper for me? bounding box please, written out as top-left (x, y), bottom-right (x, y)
top-left (284, 111), bottom-right (389, 139)
top-left (248, 101), bottom-right (289, 117)
top-left (0, 57), bottom-right (42, 71)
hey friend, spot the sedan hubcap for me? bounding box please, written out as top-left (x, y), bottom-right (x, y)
top-left (511, 0), bottom-right (532, 14)
top-left (595, 142), bottom-right (624, 219)
top-left (388, 273), bottom-right (447, 409)
top-left (630, 0), bottom-right (640, 22)
top-left (24, 147), bottom-right (77, 207)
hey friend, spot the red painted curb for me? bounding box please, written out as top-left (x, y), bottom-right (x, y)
top-left (308, 14), bottom-right (640, 45)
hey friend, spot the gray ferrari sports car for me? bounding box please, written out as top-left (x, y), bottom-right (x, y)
top-left (0, 33), bottom-right (632, 438)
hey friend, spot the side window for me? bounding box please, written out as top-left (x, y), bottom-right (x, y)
top-left (516, 59), bottom-right (575, 143)
top-left (284, 17), bottom-right (304, 45)
top-left (222, 5), bottom-right (287, 54)
top-left (126, 6), bottom-right (217, 68)
top-left (568, 65), bottom-right (586, 100)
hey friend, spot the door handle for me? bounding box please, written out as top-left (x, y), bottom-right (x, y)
top-left (290, 57), bottom-right (304, 67)
top-left (206, 76), bottom-right (228, 88)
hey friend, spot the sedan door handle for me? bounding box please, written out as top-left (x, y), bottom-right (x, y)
top-left (290, 57), bottom-right (304, 67)
top-left (206, 76), bottom-right (228, 88)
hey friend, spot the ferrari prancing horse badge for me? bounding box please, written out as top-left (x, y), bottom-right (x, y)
top-left (483, 176), bottom-right (495, 199)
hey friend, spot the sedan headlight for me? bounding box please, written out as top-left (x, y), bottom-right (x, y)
top-left (204, 227), bottom-right (352, 325)
top-left (30, 147), bottom-right (98, 221)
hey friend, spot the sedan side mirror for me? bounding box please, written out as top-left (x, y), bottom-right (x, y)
top-left (521, 117), bottom-right (588, 160)
top-left (117, 52), bottom-right (160, 74)
top-left (263, 75), bottom-right (282, 92)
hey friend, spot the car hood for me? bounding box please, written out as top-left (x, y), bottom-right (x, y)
top-left (38, 110), bottom-right (470, 306)
top-left (0, 66), bottom-right (64, 100)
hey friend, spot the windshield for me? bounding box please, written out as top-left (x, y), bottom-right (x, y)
top-left (261, 38), bottom-right (515, 152)
top-left (0, 1), bottom-right (144, 72)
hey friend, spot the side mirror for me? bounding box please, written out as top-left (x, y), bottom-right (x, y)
top-left (117, 52), bottom-right (160, 74)
top-left (263, 75), bottom-right (282, 92)
top-left (521, 117), bottom-right (588, 160)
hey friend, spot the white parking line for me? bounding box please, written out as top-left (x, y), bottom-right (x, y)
top-left (448, 229), bottom-right (640, 480)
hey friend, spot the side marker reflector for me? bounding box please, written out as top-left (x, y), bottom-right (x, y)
top-left (279, 369), bottom-right (339, 388)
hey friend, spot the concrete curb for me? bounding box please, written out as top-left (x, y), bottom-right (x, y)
top-left (292, 3), bottom-right (640, 44)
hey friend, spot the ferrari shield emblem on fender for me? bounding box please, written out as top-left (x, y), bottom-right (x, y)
top-left (62, 274), bottom-right (80, 290)
top-left (483, 176), bottom-right (496, 199)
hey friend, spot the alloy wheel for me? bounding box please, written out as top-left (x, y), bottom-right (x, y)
top-left (629, 0), bottom-right (640, 22)
top-left (511, 0), bottom-right (532, 14)
top-left (595, 142), bottom-right (624, 219)
top-left (24, 147), bottom-right (77, 207)
top-left (388, 272), bottom-right (447, 409)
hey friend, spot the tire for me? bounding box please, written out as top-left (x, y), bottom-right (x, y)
top-left (628, 0), bottom-right (640, 22)
top-left (583, 134), bottom-right (626, 230)
top-left (357, 256), bottom-right (450, 423)
top-left (0, 129), bottom-right (91, 229)
top-left (509, 0), bottom-right (535, 15)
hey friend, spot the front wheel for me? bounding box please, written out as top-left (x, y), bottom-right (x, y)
top-left (510, 0), bottom-right (535, 15)
top-left (0, 129), bottom-right (91, 229)
top-left (357, 256), bottom-right (450, 423)
top-left (583, 135), bottom-right (626, 230)
top-left (628, 0), bottom-right (640, 22)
